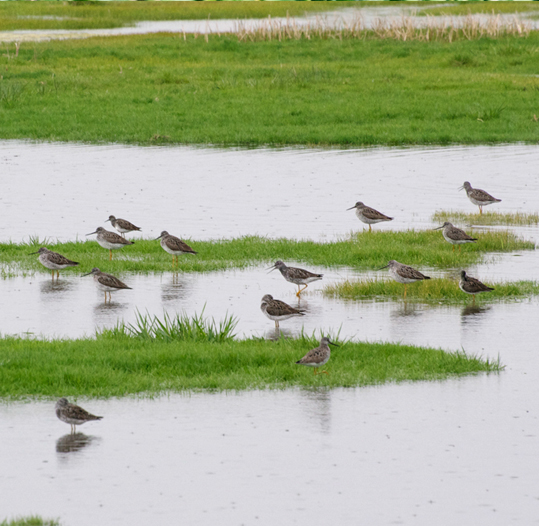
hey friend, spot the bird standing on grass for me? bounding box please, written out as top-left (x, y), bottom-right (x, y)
top-left (105, 215), bottom-right (141, 238)
top-left (459, 270), bottom-right (494, 305)
top-left (379, 260), bottom-right (431, 299)
top-left (296, 337), bottom-right (339, 375)
top-left (434, 222), bottom-right (477, 252)
top-left (30, 247), bottom-right (79, 280)
top-left (86, 227), bottom-right (134, 261)
top-left (156, 231), bottom-right (197, 268)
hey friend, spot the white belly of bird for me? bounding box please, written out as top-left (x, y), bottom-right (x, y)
top-left (94, 278), bottom-right (121, 293)
top-left (97, 237), bottom-right (125, 250)
top-left (357, 209), bottom-right (383, 225)
top-left (443, 230), bottom-right (474, 245)
top-left (389, 267), bottom-right (419, 284)
top-left (303, 355), bottom-right (330, 367)
top-left (468, 195), bottom-right (493, 207)
top-left (56, 412), bottom-right (87, 425)
top-left (261, 307), bottom-right (299, 323)
top-left (39, 254), bottom-right (67, 270)
top-left (161, 240), bottom-right (185, 256)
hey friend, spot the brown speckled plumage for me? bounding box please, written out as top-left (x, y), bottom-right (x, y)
top-left (55, 397), bottom-right (102, 434)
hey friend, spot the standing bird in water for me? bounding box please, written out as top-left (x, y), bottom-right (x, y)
top-left (379, 260), bottom-right (431, 299)
top-left (30, 247), bottom-right (79, 280)
top-left (260, 294), bottom-right (305, 328)
top-left (105, 215), bottom-right (141, 238)
top-left (434, 222), bottom-right (477, 252)
top-left (86, 227), bottom-right (134, 260)
top-left (269, 260), bottom-right (323, 297)
top-left (347, 201), bottom-right (393, 232)
top-left (459, 270), bottom-right (494, 305)
top-left (55, 398), bottom-right (103, 434)
top-left (155, 231), bottom-right (197, 268)
top-left (460, 182), bottom-right (501, 215)
top-left (82, 267), bottom-right (132, 303)
top-left (295, 337), bottom-right (339, 375)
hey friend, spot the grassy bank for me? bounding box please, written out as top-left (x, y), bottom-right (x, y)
top-left (0, 2), bottom-right (355, 31)
top-left (423, 3), bottom-right (539, 16)
top-left (433, 210), bottom-right (539, 226)
top-left (324, 278), bottom-right (539, 304)
top-left (0, 330), bottom-right (501, 398)
top-left (1, 32), bottom-right (539, 145)
top-left (1, 519), bottom-right (59, 526)
top-left (1, 231), bottom-right (533, 277)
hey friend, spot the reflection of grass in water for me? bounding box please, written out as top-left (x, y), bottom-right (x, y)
top-left (324, 278), bottom-right (539, 304)
top-left (0, 329), bottom-right (501, 398)
top-left (0, 518), bottom-right (60, 526)
top-left (0, 2), bottom-right (352, 31)
top-left (1, 230), bottom-right (533, 276)
top-left (433, 210), bottom-right (539, 226)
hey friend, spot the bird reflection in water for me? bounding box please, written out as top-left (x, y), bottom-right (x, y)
top-left (264, 326), bottom-right (295, 341)
top-left (391, 301), bottom-right (423, 319)
top-left (161, 274), bottom-right (188, 304)
top-left (56, 432), bottom-right (97, 454)
top-left (299, 388), bottom-right (332, 434)
top-left (40, 279), bottom-right (73, 296)
top-left (461, 304), bottom-right (491, 319)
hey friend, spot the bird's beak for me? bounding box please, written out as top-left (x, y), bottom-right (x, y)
top-left (458, 185), bottom-right (464, 191)
top-left (104, 218), bottom-right (110, 223)
top-left (433, 225), bottom-right (444, 230)
top-left (267, 265), bottom-right (277, 273)
top-left (328, 340), bottom-right (340, 347)
top-left (154, 234), bottom-right (163, 240)
top-left (346, 205), bottom-right (356, 211)
top-left (378, 264), bottom-right (389, 270)
top-left (29, 251), bottom-right (39, 255)
top-left (82, 271), bottom-right (93, 277)
top-left (86, 230), bottom-right (97, 236)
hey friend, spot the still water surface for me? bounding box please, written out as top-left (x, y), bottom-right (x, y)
top-left (1, 142), bottom-right (539, 525)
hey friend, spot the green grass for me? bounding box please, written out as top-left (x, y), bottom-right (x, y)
top-left (0, 2), bottom-right (355, 31)
top-left (0, 230), bottom-right (533, 277)
top-left (0, 518), bottom-right (59, 526)
top-left (433, 210), bottom-right (539, 226)
top-left (324, 278), bottom-right (539, 304)
top-left (0, 330), bottom-right (501, 398)
top-left (1, 32), bottom-right (539, 146)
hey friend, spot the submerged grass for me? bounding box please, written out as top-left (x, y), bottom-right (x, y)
top-left (0, 330), bottom-right (501, 398)
top-left (433, 210), bottom-right (539, 226)
top-left (0, 519), bottom-right (59, 526)
top-left (0, 230), bottom-right (533, 277)
top-left (2, 32), bottom-right (539, 146)
top-left (324, 278), bottom-right (539, 304)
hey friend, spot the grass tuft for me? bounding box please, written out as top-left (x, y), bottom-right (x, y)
top-left (433, 210), bottom-right (539, 226)
top-left (324, 278), bottom-right (539, 304)
top-left (0, 518), bottom-right (59, 526)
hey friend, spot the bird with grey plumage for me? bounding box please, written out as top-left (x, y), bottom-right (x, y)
top-left (296, 337), bottom-right (339, 375)
top-left (86, 226), bottom-right (134, 260)
top-left (105, 215), bottom-right (141, 238)
top-left (55, 398), bottom-right (103, 434)
top-left (260, 294), bottom-right (305, 328)
top-left (460, 181), bottom-right (501, 215)
top-left (82, 267), bottom-right (132, 303)
top-left (156, 231), bottom-right (197, 268)
top-left (347, 201), bottom-right (393, 232)
top-left (269, 260), bottom-right (323, 297)
top-left (379, 260), bottom-right (431, 299)
top-left (29, 247), bottom-right (79, 280)
top-left (459, 270), bottom-right (494, 305)
top-left (434, 222), bottom-right (477, 252)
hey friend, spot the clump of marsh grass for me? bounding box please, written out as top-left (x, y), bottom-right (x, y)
top-left (232, 14), bottom-right (530, 44)
top-left (433, 210), bottom-right (539, 226)
top-left (324, 278), bottom-right (539, 303)
top-left (101, 310), bottom-right (238, 343)
top-left (0, 518), bottom-right (60, 526)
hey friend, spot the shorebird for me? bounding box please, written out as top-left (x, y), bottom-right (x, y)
top-left (460, 182), bottom-right (501, 215)
top-left (347, 201), bottom-right (393, 232)
top-left (105, 215), bottom-right (141, 238)
top-left (296, 337), bottom-right (339, 375)
top-left (260, 294), bottom-right (305, 328)
top-left (82, 267), bottom-right (132, 303)
top-left (434, 222), bottom-right (477, 252)
top-left (379, 260), bottom-right (431, 299)
top-left (55, 398), bottom-right (103, 434)
top-left (86, 227), bottom-right (134, 260)
top-left (459, 270), bottom-right (494, 305)
top-left (30, 247), bottom-right (79, 280)
top-left (269, 260), bottom-right (323, 297)
top-left (155, 231), bottom-right (197, 268)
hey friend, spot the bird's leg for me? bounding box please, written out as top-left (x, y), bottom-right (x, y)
top-left (452, 245), bottom-right (455, 252)
top-left (51, 270), bottom-right (54, 280)
top-left (109, 250), bottom-right (112, 261)
top-left (56, 270), bottom-right (60, 279)
top-left (275, 320), bottom-right (279, 328)
top-left (297, 284), bottom-right (308, 297)
top-left (369, 224), bottom-right (372, 233)
top-left (459, 245), bottom-right (461, 253)
top-left (404, 285), bottom-right (407, 299)
top-left (472, 295), bottom-right (476, 306)
top-left (479, 206), bottom-right (483, 215)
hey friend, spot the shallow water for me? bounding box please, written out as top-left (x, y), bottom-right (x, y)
top-left (2, 142), bottom-right (539, 525)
